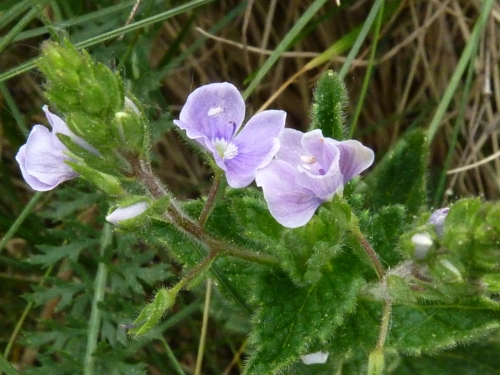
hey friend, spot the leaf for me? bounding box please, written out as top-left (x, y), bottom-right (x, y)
top-left (387, 299), bottom-right (500, 355)
top-left (364, 128), bottom-right (428, 220)
top-left (244, 250), bottom-right (365, 375)
top-left (365, 205), bottom-right (407, 267)
top-left (395, 335), bottom-right (500, 375)
top-left (310, 70), bottom-right (347, 140)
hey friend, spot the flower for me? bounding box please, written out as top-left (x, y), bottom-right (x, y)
top-left (300, 351), bottom-right (329, 365)
top-left (255, 128), bottom-right (374, 228)
top-left (106, 202), bottom-right (149, 226)
top-left (428, 207), bottom-right (449, 237)
top-left (15, 106), bottom-right (93, 191)
top-left (173, 82), bottom-right (286, 188)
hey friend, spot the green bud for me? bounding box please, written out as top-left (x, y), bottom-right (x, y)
top-left (66, 162), bottom-right (124, 196)
top-left (368, 349), bottom-right (385, 375)
top-left (129, 288), bottom-right (177, 336)
top-left (66, 112), bottom-right (111, 147)
top-left (112, 108), bottom-right (146, 154)
top-left (310, 70), bottom-right (347, 140)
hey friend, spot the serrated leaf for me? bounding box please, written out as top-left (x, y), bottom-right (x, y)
top-left (244, 250), bottom-right (365, 375)
top-left (364, 129), bottom-right (428, 220)
top-left (30, 239), bottom-right (100, 266)
top-left (310, 70), bottom-right (347, 140)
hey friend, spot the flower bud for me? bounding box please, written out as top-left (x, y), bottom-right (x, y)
top-left (411, 232), bottom-right (433, 260)
top-left (300, 351), bottom-right (329, 365)
top-left (428, 207), bottom-right (449, 237)
top-left (106, 201), bottom-right (149, 227)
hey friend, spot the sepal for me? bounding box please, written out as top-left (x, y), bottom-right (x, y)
top-left (128, 288), bottom-right (177, 336)
top-left (66, 161), bottom-right (124, 196)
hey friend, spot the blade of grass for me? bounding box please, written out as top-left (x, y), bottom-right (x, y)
top-left (338, 0), bottom-right (385, 81)
top-left (347, 0), bottom-right (385, 138)
top-left (0, 192), bottom-right (43, 254)
top-left (0, 0), bottom-right (31, 29)
top-left (432, 47), bottom-right (477, 206)
top-left (159, 338), bottom-right (186, 375)
top-left (0, 0), bottom-right (214, 83)
top-left (426, 0), bottom-right (495, 145)
top-left (0, 353), bottom-right (18, 375)
top-left (242, 0), bottom-right (329, 100)
top-left (0, 82), bottom-right (29, 135)
top-left (0, 0), bottom-right (51, 56)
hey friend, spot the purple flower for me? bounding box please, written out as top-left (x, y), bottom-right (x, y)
top-left (15, 106), bottom-right (94, 191)
top-left (428, 207), bottom-right (449, 237)
top-left (173, 83), bottom-right (286, 188)
top-left (255, 129), bottom-right (374, 228)
top-left (106, 202), bottom-right (149, 226)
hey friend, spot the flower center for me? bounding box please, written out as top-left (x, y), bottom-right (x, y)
top-left (214, 138), bottom-right (238, 160)
top-left (300, 155), bottom-right (325, 175)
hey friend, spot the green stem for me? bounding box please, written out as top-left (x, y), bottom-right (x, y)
top-left (0, 192), bottom-right (43, 254)
top-left (352, 228), bottom-right (385, 281)
top-left (160, 338), bottom-right (186, 375)
top-left (198, 170), bottom-right (224, 227)
top-left (135, 157), bottom-right (279, 268)
top-left (194, 278), bottom-right (212, 375)
top-left (83, 224), bottom-right (112, 375)
top-left (376, 298), bottom-right (392, 350)
top-left (171, 249), bottom-right (220, 295)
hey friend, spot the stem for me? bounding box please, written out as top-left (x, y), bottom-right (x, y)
top-left (83, 224), bottom-right (112, 375)
top-left (194, 278), bottom-right (212, 375)
top-left (354, 229), bottom-right (385, 280)
top-left (134, 157), bottom-right (280, 268)
top-left (376, 299), bottom-right (392, 350)
top-left (198, 171), bottom-right (223, 227)
top-left (171, 248), bottom-right (220, 294)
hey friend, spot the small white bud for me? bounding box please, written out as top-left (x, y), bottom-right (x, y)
top-left (411, 232), bottom-right (433, 259)
top-left (106, 202), bottom-right (149, 226)
top-left (300, 351), bottom-right (329, 365)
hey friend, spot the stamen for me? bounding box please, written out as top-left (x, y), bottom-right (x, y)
top-left (208, 107), bottom-right (224, 117)
top-left (300, 155), bottom-right (317, 164)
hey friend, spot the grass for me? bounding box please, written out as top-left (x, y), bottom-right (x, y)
top-left (0, 0), bottom-right (499, 373)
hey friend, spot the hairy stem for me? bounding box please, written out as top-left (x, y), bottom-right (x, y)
top-left (198, 170), bottom-right (223, 227)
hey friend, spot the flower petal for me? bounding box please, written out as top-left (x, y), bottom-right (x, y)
top-left (275, 128), bottom-right (304, 165)
top-left (16, 125), bottom-right (77, 190)
top-left (300, 351), bottom-right (329, 365)
top-left (332, 139), bottom-right (374, 183)
top-left (225, 110), bottom-right (286, 188)
top-left (256, 160), bottom-right (324, 228)
top-left (174, 82), bottom-right (245, 148)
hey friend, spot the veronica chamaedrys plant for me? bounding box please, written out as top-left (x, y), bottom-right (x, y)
top-left (15, 106), bottom-right (96, 191)
top-left (255, 128), bottom-right (374, 228)
top-left (173, 82), bottom-right (286, 188)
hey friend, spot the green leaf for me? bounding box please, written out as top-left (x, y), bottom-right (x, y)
top-left (310, 70), bottom-right (347, 140)
top-left (364, 128), bottom-right (428, 220)
top-left (387, 299), bottom-right (500, 355)
top-left (365, 205), bottom-right (407, 267)
top-left (244, 250), bottom-right (365, 375)
top-left (395, 335), bottom-right (500, 375)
